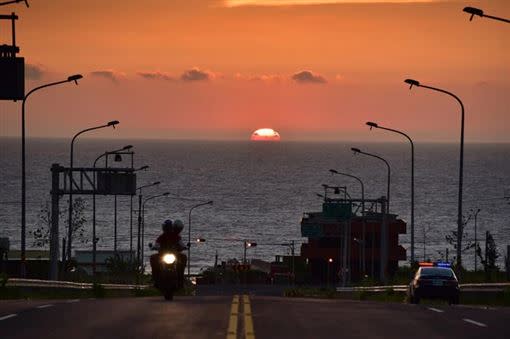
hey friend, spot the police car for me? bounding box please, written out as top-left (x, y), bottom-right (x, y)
top-left (408, 262), bottom-right (460, 305)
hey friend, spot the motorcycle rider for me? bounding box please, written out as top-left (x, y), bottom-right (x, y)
top-left (150, 219), bottom-right (187, 289)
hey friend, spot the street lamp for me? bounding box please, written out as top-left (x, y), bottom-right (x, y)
top-left (351, 147), bottom-right (391, 282)
top-left (327, 258), bottom-right (333, 287)
top-left (366, 121), bottom-right (416, 265)
top-left (141, 192), bottom-right (170, 267)
top-left (91, 144), bottom-right (132, 276)
top-left (136, 181), bottom-right (161, 264)
top-left (471, 208), bottom-right (481, 271)
top-left (243, 241), bottom-right (258, 264)
top-left (351, 147), bottom-right (390, 213)
top-left (130, 165), bottom-right (149, 260)
top-left (278, 241), bottom-right (296, 284)
top-left (67, 120), bottom-right (119, 263)
top-left (329, 169), bottom-right (366, 275)
top-left (19, 74), bottom-right (83, 276)
top-left (405, 78), bottom-right (465, 268)
top-left (188, 200), bottom-right (213, 276)
top-left (463, 7), bottom-right (510, 24)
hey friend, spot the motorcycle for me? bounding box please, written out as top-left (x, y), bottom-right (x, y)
top-left (149, 243), bottom-right (180, 301)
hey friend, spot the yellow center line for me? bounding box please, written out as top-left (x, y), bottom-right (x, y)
top-left (226, 295), bottom-right (239, 339)
top-left (243, 294), bottom-right (256, 339)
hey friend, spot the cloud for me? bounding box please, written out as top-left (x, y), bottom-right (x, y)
top-left (235, 73), bottom-right (283, 82)
top-left (180, 67), bottom-right (216, 82)
top-left (25, 64), bottom-right (46, 80)
top-left (291, 70), bottom-right (327, 84)
top-left (137, 71), bottom-right (175, 81)
top-left (90, 70), bottom-right (126, 83)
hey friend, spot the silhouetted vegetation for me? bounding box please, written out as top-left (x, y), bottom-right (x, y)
top-left (30, 198), bottom-right (89, 248)
top-left (104, 254), bottom-right (142, 284)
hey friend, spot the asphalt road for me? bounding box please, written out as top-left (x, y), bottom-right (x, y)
top-left (0, 296), bottom-right (508, 339)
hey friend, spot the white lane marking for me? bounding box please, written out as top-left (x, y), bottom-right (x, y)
top-left (36, 304), bottom-right (54, 309)
top-left (463, 318), bottom-right (487, 328)
top-left (427, 307), bottom-right (444, 313)
top-left (0, 314), bottom-right (17, 321)
top-left (66, 299), bottom-right (80, 303)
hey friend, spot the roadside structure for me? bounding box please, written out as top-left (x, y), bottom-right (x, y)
top-left (300, 191), bottom-right (406, 284)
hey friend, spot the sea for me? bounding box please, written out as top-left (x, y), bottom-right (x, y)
top-left (1, 137), bottom-right (509, 273)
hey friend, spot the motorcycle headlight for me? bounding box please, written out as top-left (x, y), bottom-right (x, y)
top-left (162, 253), bottom-right (177, 264)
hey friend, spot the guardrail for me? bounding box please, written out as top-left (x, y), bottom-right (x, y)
top-left (336, 283), bottom-right (510, 293)
top-left (336, 285), bottom-right (407, 292)
top-left (6, 278), bottom-right (149, 290)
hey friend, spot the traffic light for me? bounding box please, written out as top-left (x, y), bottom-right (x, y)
top-left (247, 242), bottom-right (257, 248)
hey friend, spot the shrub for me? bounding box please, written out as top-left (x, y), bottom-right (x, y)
top-left (503, 287), bottom-right (510, 306)
top-left (0, 273), bottom-right (8, 289)
top-left (354, 290), bottom-right (367, 300)
top-left (385, 287), bottom-right (395, 296)
top-left (92, 282), bottom-right (106, 298)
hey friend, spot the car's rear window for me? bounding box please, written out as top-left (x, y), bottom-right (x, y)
top-left (420, 267), bottom-right (454, 278)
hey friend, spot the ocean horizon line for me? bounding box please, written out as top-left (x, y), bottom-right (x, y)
top-left (1, 136), bottom-right (509, 145)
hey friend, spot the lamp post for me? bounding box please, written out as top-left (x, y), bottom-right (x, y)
top-left (141, 192), bottom-right (170, 267)
top-left (280, 241), bottom-right (296, 285)
top-left (67, 120), bottom-right (119, 264)
top-left (326, 258), bottom-right (332, 287)
top-left (351, 147), bottom-right (391, 282)
top-left (130, 166), bottom-right (149, 260)
top-left (136, 181), bottom-right (161, 265)
top-left (91, 145), bottom-right (132, 276)
top-left (366, 121), bottom-right (416, 265)
top-left (329, 169), bottom-right (366, 275)
top-left (463, 7), bottom-right (510, 24)
top-left (107, 150), bottom-right (135, 256)
top-left (19, 74), bottom-right (83, 276)
top-left (243, 241), bottom-right (258, 264)
top-left (405, 78), bottom-right (465, 268)
top-left (351, 148), bottom-right (390, 213)
top-left (187, 201), bottom-right (213, 276)
top-left (353, 237), bottom-right (363, 277)
top-left (471, 208), bottom-right (481, 271)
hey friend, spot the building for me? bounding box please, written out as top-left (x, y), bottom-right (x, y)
top-left (300, 194), bottom-right (406, 284)
top-left (1, 249), bottom-right (51, 279)
top-left (74, 250), bottom-right (135, 275)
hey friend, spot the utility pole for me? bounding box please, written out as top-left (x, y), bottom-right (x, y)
top-left (243, 241), bottom-right (247, 265)
top-left (380, 198), bottom-right (388, 284)
top-left (137, 193), bottom-right (143, 264)
top-left (49, 164), bottom-right (61, 280)
top-left (473, 209), bottom-right (480, 271)
top-left (114, 195), bottom-right (117, 253)
top-left (291, 240), bottom-right (295, 285)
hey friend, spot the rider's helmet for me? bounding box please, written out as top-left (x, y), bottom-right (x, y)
top-left (173, 219), bottom-right (184, 233)
top-left (162, 219), bottom-right (173, 233)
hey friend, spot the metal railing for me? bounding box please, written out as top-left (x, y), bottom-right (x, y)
top-left (336, 283), bottom-right (510, 293)
top-left (6, 278), bottom-right (149, 290)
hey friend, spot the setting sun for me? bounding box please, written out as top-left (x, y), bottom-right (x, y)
top-left (250, 128), bottom-right (281, 141)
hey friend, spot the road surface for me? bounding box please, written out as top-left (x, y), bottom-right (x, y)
top-left (0, 296), bottom-right (508, 338)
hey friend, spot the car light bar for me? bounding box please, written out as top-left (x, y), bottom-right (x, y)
top-left (436, 262), bottom-right (451, 268)
top-left (419, 261), bottom-right (451, 268)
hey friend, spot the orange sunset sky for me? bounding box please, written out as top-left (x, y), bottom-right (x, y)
top-left (0, 0), bottom-right (508, 141)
